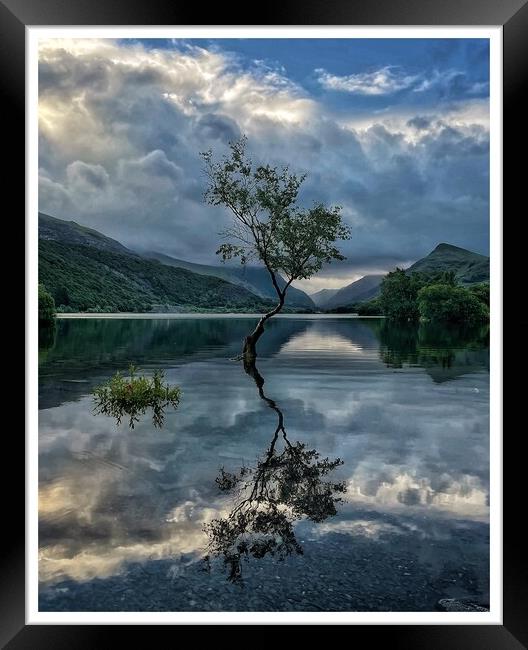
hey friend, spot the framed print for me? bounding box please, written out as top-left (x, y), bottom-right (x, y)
top-left (3, 0), bottom-right (523, 644)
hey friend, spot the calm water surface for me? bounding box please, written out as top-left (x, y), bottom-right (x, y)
top-left (38, 316), bottom-right (490, 611)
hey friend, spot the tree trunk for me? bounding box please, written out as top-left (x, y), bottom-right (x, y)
top-left (242, 297), bottom-right (284, 363)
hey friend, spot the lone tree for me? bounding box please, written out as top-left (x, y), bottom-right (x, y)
top-left (201, 137), bottom-right (351, 362)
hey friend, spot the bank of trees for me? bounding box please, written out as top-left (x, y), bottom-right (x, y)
top-left (38, 283), bottom-right (56, 323)
top-left (377, 269), bottom-right (489, 324)
top-left (417, 283), bottom-right (489, 324)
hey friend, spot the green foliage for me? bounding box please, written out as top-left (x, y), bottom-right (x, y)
top-left (93, 365), bottom-right (181, 428)
top-left (378, 269), bottom-right (426, 321)
top-left (355, 298), bottom-right (383, 315)
top-left (38, 283), bottom-right (56, 323)
top-left (468, 282), bottom-right (490, 307)
top-left (202, 136), bottom-right (351, 292)
top-left (325, 298), bottom-right (383, 315)
top-left (437, 270), bottom-right (458, 286)
top-left (54, 285), bottom-right (71, 307)
top-left (39, 240), bottom-right (275, 313)
top-left (378, 268), bottom-right (484, 323)
top-left (417, 283), bottom-right (489, 325)
top-left (344, 298), bottom-right (383, 316)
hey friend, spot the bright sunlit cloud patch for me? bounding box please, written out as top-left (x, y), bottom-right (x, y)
top-left (316, 66), bottom-right (420, 95)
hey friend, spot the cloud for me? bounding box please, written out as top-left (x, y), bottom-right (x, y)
top-left (406, 116), bottom-right (432, 131)
top-left (345, 470), bottom-right (488, 520)
top-left (316, 65), bottom-right (420, 95)
top-left (38, 39), bottom-right (490, 288)
top-left (413, 69), bottom-right (489, 98)
top-left (316, 65), bottom-right (489, 101)
top-left (66, 161), bottom-right (110, 190)
top-left (118, 150), bottom-right (183, 190)
top-left (195, 112), bottom-right (241, 143)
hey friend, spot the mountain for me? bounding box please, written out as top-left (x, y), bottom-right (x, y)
top-left (39, 214), bottom-right (488, 314)
top-left (323, 275), bottom-right (385, 310)
top-left (145, 251), bottom-right (315, 309)
top-left (39, 213), bottom-right (134, 255)
top-left (38, 214), bottom-right (275, 313)
top-left (405, 243), bottom-right (489, 285)
top-left (322, 243), bottom-right (489, 310)
top-left (310, 288), bottom-right (339, 308)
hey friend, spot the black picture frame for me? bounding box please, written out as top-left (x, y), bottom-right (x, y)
top-left (6, 0), bottom-right (522, 645)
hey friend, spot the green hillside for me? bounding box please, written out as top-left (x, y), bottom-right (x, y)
top-left (146, 251), bottom-right (315, 309)
top-left (405, 243), bottom-right (489, 285)
top-left (39, 240), bottom-right (275, 313)
top-left (39, 212), bottom-right (133, 255)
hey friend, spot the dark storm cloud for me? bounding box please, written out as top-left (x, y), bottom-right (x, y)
top-left (423, 123), bottom-right (489, 160)
top-left (39, 51), bottom-right (111, 97)
top-left (196, 113), bottom-right (241, 143)
top-left (120, 65), bottom-right (167, 86)
top-left (406, 116), bottom-right (432, 130)
top-left (38, 39), bottom-right (490, 285)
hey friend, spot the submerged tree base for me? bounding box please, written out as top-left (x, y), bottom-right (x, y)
top-left (242, 335), bottom-right (257, 365)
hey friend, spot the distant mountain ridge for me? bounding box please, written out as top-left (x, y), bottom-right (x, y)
top-left (39, 213), bottom-right (135, 256)
top-left (405, 243), bottom-right (489, 285)
top-left (310, 288), bottom-right (340, 307)
top-left (38, 214), bottom-right (489, 314)
top-left (320, 275), bottom-right (385, 310)
top-left (145, 251), bottom-right (315, 309)
top-left (319, 243), bottom-right (489, 310)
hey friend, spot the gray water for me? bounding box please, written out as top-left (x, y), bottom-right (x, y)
top-left (38, 316), bottom-right (489, 612)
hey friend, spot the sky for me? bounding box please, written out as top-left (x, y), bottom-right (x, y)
top-left (38, 37), bottom-right (490, 293)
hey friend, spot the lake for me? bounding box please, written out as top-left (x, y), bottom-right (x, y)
top-left (38, 316), bottom-right (490, 612)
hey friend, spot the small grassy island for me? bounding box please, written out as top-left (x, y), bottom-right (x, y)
top-left (93, 365), bottom-right (181, 428)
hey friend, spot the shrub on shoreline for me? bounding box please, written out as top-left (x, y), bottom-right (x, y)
top-left (38, 283), bottom-right (56, 323)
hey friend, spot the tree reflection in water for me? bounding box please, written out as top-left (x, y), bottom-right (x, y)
top-left (372, 320), bottom-right (490, 380)
top-left (203, 360), bottom-right (346, 585)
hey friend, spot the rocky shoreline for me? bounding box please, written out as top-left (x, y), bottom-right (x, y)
top-left (39, 523), bottom-right (489, 613)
